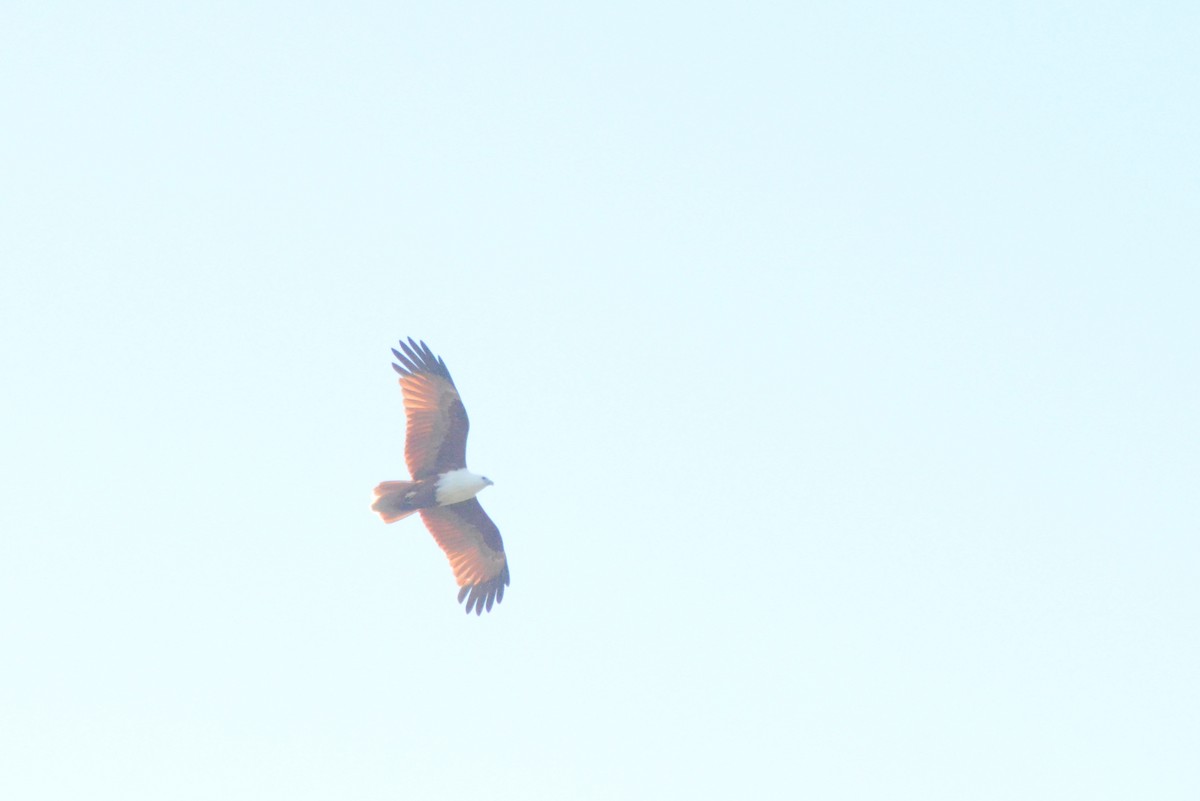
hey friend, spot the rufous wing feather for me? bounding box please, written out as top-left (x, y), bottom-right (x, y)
top-left (391, 338), bottom-right (470, 479)
top-left (419, 499), bottom-right (509, 615)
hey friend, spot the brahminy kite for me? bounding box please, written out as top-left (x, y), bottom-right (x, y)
top-left (371, 338), bottom-right (510, 614)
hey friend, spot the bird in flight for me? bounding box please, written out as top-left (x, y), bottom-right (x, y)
top-left (371, 338), bottom-right (510, 614)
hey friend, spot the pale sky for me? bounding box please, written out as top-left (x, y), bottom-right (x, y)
top-left (2, 3), bottom-right (1198, 799)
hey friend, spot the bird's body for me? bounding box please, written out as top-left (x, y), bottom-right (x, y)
top-left (372, 468), bottom-right (493, 521)
top-left (371, 339), bottom-right (509, 614)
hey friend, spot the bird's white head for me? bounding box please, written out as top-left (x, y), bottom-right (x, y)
top-left (434, 468), bottom-right (494, 506)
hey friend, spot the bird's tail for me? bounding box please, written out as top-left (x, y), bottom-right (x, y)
top-left (371, 481), bottom-right (420, 523)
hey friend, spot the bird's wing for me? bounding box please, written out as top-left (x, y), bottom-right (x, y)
top-left (419, 499), bottom-right (510, 615)
top-left (391, 338), bottom-right (469, 479)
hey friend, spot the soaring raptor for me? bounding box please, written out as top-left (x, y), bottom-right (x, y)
top-left (371, 339), bottom-right (509, 614)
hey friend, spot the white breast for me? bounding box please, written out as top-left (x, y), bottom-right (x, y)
top-left (434, 468), bottom-right (492, 506)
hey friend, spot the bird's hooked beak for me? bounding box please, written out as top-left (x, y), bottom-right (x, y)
top-left (483, 477), bottom-right (494, 487)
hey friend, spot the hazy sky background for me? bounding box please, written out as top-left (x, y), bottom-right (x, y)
top-left (2, 3), bottom-right (1197, 799)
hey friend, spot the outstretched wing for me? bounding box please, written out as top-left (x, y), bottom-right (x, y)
top-left (391, 338), bottom-right (469, 479)
top-left (419, 499), bottom-right (510, 615)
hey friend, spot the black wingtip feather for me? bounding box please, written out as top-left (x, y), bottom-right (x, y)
top-left (457, 563), bottom-right (510, 615)
top-left (389, 338), bottom-right (456, 385)
top-left (391, 347), bottom-right (418, 376)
